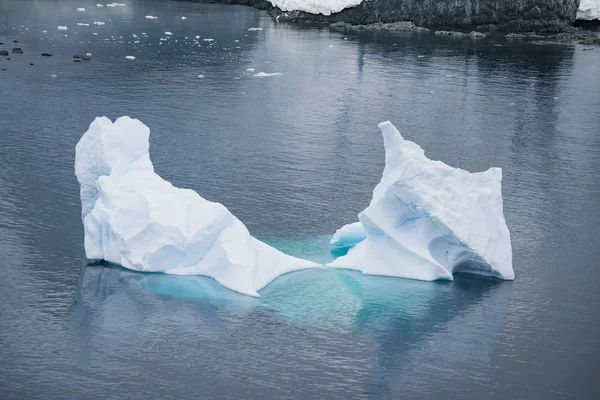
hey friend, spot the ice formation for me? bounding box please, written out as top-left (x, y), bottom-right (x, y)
top-left (57, 26), bottom-right (68, 31)
top-left (267, 0), bottom-right (362, 15)
top-left (578, 0), bottom-right (600, 20)
top-left (75, 117), bottom-right (318, 296)
top-left (254, 72), bottom-right (282, 77)
top-left (329, 121), bottom-right (514, 281)
top-left (145, 16), bottom-right (158, 20)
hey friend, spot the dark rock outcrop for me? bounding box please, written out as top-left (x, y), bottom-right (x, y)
top-left (11, 47), bottom-right (23, 54)
top-left (187, 0), bottom-right (580, 32)
top-left (0, 50), bottom-right (8, 56)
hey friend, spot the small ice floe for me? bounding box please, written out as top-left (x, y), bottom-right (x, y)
top-left (132, 34), bottom-right (138, 37)
top-left (247, 27), bottom-right (262, 31)
top-left (125, 55), bottom-right (135, 60)
top-left (160, 38), bottom-right (167, 41)
top-left (86, 52), bottom-right (92, 56)
top-left (203, 38), bottom-right (214, 42)
top-left (145, 16), bottom-right (158, 20)
top-left (42, 30), bottom-right (47, 33)
top-left (77, 8), bottom-right (85, 12)
top-left (97, 4), bottom-right (104, 7)
top-left (134, 40), bottom-right (139, 43)
top-left (93, 21), bottom-right (105, 25)
top-left (195, 35), bottom-right (200, 39)
top-left (142, 32), bottom-right (147, 35)
top-left (253, 72), bottom-right (282, 77)
top-left (234, 39), bottom-right (239, 42)
top-left (197, 74), bottom-right (204, 78)
top-left (51, 74), bottom-right (57, 78)
top-left (246, 68), bottom-right (255, 72)
top-left (181, 16), bottom-right (187, 20)
top-left (107, 3), bottom-right (125, 7)
top-left (77, 23), bottom-right (90, 26)
top-left (58, 26), bottom-right (68, 31)
top-left (417, 55), bottom-right (425, 58)
top-left (553, 96), bottom-right (559, 100)
top-left (93, 32), bottom-right (98, 35)
top-left (165, 31), bottom-right (173, 35)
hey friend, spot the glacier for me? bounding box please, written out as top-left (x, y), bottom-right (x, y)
top-left (75, 116), bottom-right (318, 297)
top-left (328, 121), bottom-right (514, 282)
top-left (267, 0), bottom-right (362, 16)
top-left (578, 0), bottom-right (600, 20)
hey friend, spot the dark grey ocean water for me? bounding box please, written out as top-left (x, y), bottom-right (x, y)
top-left (1, 1), bottom-right (599, 399)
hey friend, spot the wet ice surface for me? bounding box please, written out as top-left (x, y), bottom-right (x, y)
top-left (1, 0), bottom-right (600, 399)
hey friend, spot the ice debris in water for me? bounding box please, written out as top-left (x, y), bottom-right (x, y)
top-left (75, 117), bottom-right (318, 296)
top-left (125, 55), bottom-right (135, 60)
top-left (203, 38), bottom-right (214, 42)
top-left (254, 72), bottom-right (282, 77)
top-left (246, 68), bottom-right (255, 72)
top-left (58, 26), bottom-right (68, 30)
top-left (77, 7), bottom-right (85, 12)
top-left (248, 27), bottom-right (263, 31)
top-left (329, 121), bottom-right (514, 281)
top-left (93, 21), bottom-right (105, 25)
top-left (197, 74), bottom-right (204, 78)
top-left (77, 23), bottom-right (90, 26)
top-left (97, 4), bottom-right (104, 7)
top-left (181, 16), bottom-right (187, 20)
top-left (145, 15), bottom-right (158, 20)
top-left (194, 35), bottom-right (200, 39)
top-left (106, 2), bottom-right (126, 7)
top-left (165, 32), bottom-right (173, 35)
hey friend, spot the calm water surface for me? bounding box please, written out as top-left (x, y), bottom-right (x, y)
top-left (1, 1), bottom-right (599, 399)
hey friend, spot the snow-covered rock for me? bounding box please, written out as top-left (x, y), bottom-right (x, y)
top-left (578, 0), bottom-right (600, 20)
top-left (328, 121), bottom-right (514, 281)
top-left (267, 0), bottom-right (361, 16)
top-left (75, 117), bottom-right (318, 296)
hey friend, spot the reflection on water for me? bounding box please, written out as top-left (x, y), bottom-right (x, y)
top-left (68, 262), bottom-right (510, 398)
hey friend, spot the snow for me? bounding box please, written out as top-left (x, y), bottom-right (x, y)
top-left (145, 16), bottom-right (158, 20)
top-left (328, 121), bottom-right (514, 281)
top-left (578, 0), bottom-right (600, 20)
top-left (75, 117), bottom-right (318, 296)
top-left (125, 55), bottom-right (135, 59)
top-left (254, 72), bottom-right (282, 77)
top-left (266, 0), bottom-right (362, 16)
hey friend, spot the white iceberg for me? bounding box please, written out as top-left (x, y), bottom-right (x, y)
top-left (330, 221), bottom-right (365, 248)
top-left (578, 0), bottom-right (600, 20)
top-left (75, 117), bottom-right (318, 296)
top-left (57, 26), bottom-right (68, 31)
top-left (267, 0), bottom-right (362, 16)
top-left (328, 121), bottom-right (514, 281)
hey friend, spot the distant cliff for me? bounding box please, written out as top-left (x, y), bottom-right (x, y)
top-left (188, 0), bottom-right (581, 32)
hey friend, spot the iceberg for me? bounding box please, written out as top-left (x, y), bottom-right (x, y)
top-left (329, 121), bottom-right (514, 281)
top-left (267, 0), bottom-right (362, 16)
top-left (75, 117), bottom-right (318, 296)
top-left (578, 0), bottom-right (600, 20)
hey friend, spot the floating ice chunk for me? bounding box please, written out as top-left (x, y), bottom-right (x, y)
top-left (86, 52), bottom-right (92, 56)
top-left (194, 35), bottom-right (200, 39)
top-left (246, 68), bottom-right (255, 72)
top-left (165, 31), bottom-right (173, 35)
top-left (234, 39), bottom-right (239, 42)
top-left (330, 222), bottom-right (366, 248)
top-left (77, 23), bottom-right (90, 26)
top-left (132, 34), bottom-right (137, 38)
top-left (93, 21), bottom-right (105, 25)
top-left (181, 16), bottom-right (187, 20)
top-left (93, 32), bottom-right (98, 35)
top-left (77, 7), bottom-right (85, 12)
top-left (145, 15), bottom-right (158, 20)
top-left (203, 38), bottom-right (214, 42)
top-left (197, 74), bottom-right (204, 78)
top-left (328, 121), bottom-right (514, 281)
top-left (106, 2), bottom-right (125, 7)
top-left (97, 4), bottom-right (104, 7)
top-left (253, 72), bottom-right (282, 77)
top-left (125, 55), bottom-right (135, 60)
top-left (51, 74), bottom-right (57, 78)
top-left (247, 27), bottom-right (263, 31)
top-left (75, 117), bottom-right (318, 296)
top-left (58, 26), bottom-right (68, 30)
top-left (266, 0), bottom-right (361, 16)
top-left (42, 30), bottom-right (48, 33)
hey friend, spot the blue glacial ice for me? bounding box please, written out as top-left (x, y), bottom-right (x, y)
top-left (328, 121), bottom-right (514, 281)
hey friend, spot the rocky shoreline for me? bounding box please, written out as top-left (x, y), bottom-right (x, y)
top-left (184, 0), bottom-right (600, 45)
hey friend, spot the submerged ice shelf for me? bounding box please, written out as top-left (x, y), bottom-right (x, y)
top-left (329, 121), bottom-right (514, 282)
top-left (75, 117), bottom-right (318, 297)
